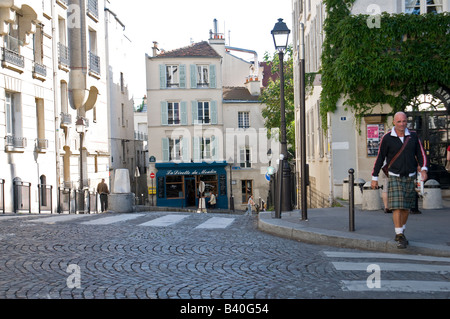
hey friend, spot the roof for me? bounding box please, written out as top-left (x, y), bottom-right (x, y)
top-left (223, 87), bottom-right (261, 102)
top-left (153, 41), bottom-right (221, 59)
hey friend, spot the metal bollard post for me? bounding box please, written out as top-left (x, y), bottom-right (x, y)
top-left (348, 168), bottom-right (355, 231)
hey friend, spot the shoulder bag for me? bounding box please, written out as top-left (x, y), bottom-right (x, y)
top-left (381, 136), bottom-right (410, 176)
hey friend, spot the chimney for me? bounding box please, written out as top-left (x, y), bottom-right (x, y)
top-left (246, 76), bottom-right (261, 96)
top-left (152, 41), bottom-right (160, 57)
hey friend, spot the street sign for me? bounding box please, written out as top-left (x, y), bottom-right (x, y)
top-left (265, 173), bottom-right (271, 182)
top-left (150, 172), bottom-right (155, 179)
top-left (267, 166), bottom-right (275, 175)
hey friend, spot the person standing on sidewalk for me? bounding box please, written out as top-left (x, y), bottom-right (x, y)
top-left (371, 112), bottom-right (428, 248)
top-left (97, 178), bottom-right (110, 212)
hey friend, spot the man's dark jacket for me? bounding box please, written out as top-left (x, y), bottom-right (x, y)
top-left (372, 129), bottom-right (427, 177)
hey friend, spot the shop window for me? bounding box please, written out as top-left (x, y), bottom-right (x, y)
top-left (196, 175), bottom-right (217, 197)
top-left (166, 175), bottom-right (184, 199)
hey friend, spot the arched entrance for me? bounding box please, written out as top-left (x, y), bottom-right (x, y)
top-left (405, 87), bottom-right (450, 188)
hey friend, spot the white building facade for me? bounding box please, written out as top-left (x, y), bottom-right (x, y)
top-left (0, 0), bottom-right (134, 213)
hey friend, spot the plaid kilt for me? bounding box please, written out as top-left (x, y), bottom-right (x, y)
top-left (388, 175), bottom-right (416, 210)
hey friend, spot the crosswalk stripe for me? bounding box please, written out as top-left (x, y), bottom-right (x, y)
top-left (138, 214), bottom-right (189, 227)
top-left (195, 217), bottom-right (235, 229)
top-left (26, 214), bottom-right (94, 224)
top-left (81, 213), bottom-right (145, 225)
top-left (341, 280), bottom-right (450, 292)
top-left (324, 251), bottom-right (450, 263)
top-left (332, 262), bottom-right (450, 273)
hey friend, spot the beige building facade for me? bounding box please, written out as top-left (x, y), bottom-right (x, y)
top-left (292, 0), bottom-right (450, 207)
top-left (146, 24), bottom-right (276, 210)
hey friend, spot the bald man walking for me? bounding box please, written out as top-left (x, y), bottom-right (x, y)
top-left (371, 112), bottom-right (427, 248)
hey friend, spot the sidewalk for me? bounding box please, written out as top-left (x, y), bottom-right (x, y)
top-left (258, 197), bottom-right (450, 257)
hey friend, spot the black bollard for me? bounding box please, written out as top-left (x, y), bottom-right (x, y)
top-left (348, 168), bottom-right (355, 232)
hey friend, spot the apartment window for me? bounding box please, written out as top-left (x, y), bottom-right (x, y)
top-left (240, 147), bottom-right (251, 168)
top-left (197, 65), bottom-right (209, 87)
top-left (197, 101), bottom-right (210, 124)
top-left (201, 137), bottom-right (212, 159)
top-left (238, 112), bottom-right (250, 128)
top-left (60, 81), bottom-right (68, 114)
top-left (5, 92), bottom-right (25, 148)
top-left (168, 102), bottom-right (180, 125)
top-left (241, 180), bottom-right (253, 204)
top-left (35, 98), bottom-right (47, 150)
top-left (169, 138), bottom-right (182, 161)
top-left (166, 65), bottom-right (179, 87)
top-left (405, 0), bottom-right (443, 14)
top-left (120, 72), bottom-right (124, 92)
top-left (33, 25), bottom-right (44, 64)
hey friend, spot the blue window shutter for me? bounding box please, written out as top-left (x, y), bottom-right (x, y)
top-left (161, 101), bottom-right (168, 125)
top-left (160, 65), bottom-right (166, 89)
top-left (209, 64), bottom-right (216, 88)
top-left (210, 100), bottom-right (218, 124)
top-left (179, 64), bottom-right (186, 88)
top-left (190, 64), bottom-right (197, 88)
top-left (162, 138), bottom-right (169, 162)
top-left (191, 101), bottom-right (198, 124)
top-left (180, 101), bottom-right (187, 125)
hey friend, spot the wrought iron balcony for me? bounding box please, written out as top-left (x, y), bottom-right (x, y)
top-left (58, 42), bottom-right (70, 68)
top-left (35, 138), bottom-right (48, 151)
top-left (33, 62), bottom-right (47, 80)
top-left (5, 135), bottom-right (27, 149)
top-left (2, 47), bottom-right (24, 70)
top-left (89, 51), bottom-right (100, 76)
top-left (60, 112), bottom-right (72, 126)
top-left (87, 0), bottom-right (99, 20)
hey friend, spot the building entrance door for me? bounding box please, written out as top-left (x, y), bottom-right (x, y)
top-left (405, 92), bottom-right (450, 188)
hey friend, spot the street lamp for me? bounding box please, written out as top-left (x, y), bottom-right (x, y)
top-left (271, 18), bottom-right (292, 217)
top-left (228, 157), bottom-right (235, 212)
top-left (75, 116), bottom-right (87, 213)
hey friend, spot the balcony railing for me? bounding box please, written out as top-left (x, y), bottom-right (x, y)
top-left (2, 47), bottom-right (24, 69)
top-left (58, 42), bottom-right (70, 68)
top-left (89, 51), bottom-right (100, 75)
top-left (5, 136), bottom-right (27, 149)
top-left (35, 138), bottom-right (48, 151)
top-left (87, 0), bottom-right (99, 20)
top-left (60, 112), bottom-right (72, 126)
top-left (33, 62), bottom-right (47, 79)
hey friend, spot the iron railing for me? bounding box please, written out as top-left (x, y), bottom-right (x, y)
top-left (13, 181), bottom-right (31, 213)
top-left (38, 184), bottom-right (53, 214)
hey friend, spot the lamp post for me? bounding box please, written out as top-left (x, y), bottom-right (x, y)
top-left (76, 116), bottom-right (86, 212)
top-left (228, 157), bottom-right (235, 212)
top-left (299, 23), bottom-right (308, 221)
top-left (271, 18), bottom-right (292, 217)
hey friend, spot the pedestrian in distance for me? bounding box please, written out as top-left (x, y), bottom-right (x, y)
top-left (208, 193), bottom-right (216, 209)
top-left (246, 195), bottom-right (255, 216)
top-left (371, 112), bottom-right (428, 249)
top-left (97, 178), bottom-right (110, 212)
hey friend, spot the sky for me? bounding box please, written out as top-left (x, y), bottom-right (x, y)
top-left (107, 0), bottom-right (293, 101)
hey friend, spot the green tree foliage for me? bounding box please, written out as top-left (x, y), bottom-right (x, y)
top-left (321, 0), bottom-right (450, 127)
top-left (259, 47), bottom-right (295, 153)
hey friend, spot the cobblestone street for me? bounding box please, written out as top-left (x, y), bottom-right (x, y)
top-left (0, 212), bottom-right (449, 304)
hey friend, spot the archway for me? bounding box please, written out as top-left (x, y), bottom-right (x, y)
top-left (405, 87), bottom-right (450, 188)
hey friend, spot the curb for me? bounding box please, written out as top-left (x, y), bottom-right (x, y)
top-left (257, 212), bottom-right (450, 257)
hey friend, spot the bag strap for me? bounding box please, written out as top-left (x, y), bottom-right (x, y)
top-left (387, 136), bottom-right (410, 170)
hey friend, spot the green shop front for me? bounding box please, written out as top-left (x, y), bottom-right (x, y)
top-left (155, 161), bottom-right (228, 209)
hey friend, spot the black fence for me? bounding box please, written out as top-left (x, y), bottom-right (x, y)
top-left (13, 180), bottom-right (31, 213)
top-left (58, 187), bottom-right (98, 214)
top-left (0, 179), bottom-right (99, 214)
top-left (38, 184), bottom-right (53, 214)
top-left (0, 179), bottom-right (4, 214)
